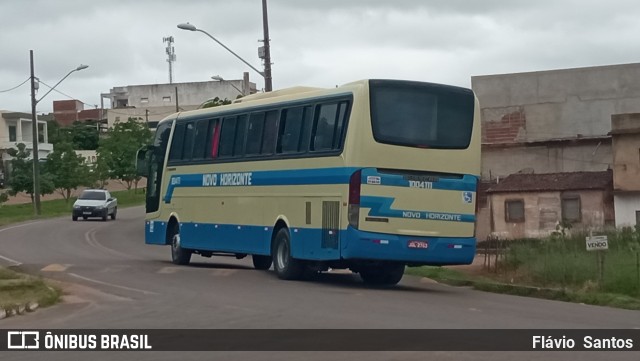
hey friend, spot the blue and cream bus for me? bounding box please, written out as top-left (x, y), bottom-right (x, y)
top-left (136, 79), bottom-right (480, 285)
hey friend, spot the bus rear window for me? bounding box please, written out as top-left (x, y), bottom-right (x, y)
top-left (369, 80), bottom-right (474, 149)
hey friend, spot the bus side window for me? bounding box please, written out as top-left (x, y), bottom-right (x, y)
top-left (233, 115), bottom-right (248, 157)
top-left (261, 110), bottom-right (279, 155)
top-left (169, 123), bottom-right (186, 161)
top-left (182, 122), bottom-right (195, 160)
top-left (278, 107), bottom-right (304, 153)
top-left (192, 119), bottom-right (212, 160)
top-left (312, 103), bottom-right (338, 151)
top-left (299, 106), bottom-right (314, 152)
top-left (333, 102), bottom-right (349, 149)
top-left (218, 117), bottom-right (237, 157)
top-left (210, 119), bottom-right (220, 158)
top-left (246, 112), bottom-right (266, 155)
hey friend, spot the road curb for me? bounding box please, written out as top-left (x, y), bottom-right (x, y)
top-left (0, 301), bottom-right (40, 321)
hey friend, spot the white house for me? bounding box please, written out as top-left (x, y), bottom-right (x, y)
top-left (0, 111), bottom-right (53, 178)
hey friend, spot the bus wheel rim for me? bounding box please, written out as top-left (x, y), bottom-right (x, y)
top-left (172, 234), bottom-right (180, 251)
top-left (277, 241), bottom-right (288, 270)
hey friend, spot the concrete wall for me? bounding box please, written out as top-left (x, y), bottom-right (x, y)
top-left (489, 190), bottom-right (610, 239)
top-left (106, 80), bottom-right (254, 110)
top-left (472, 63), bottom-right (640, 144)
top-left (106, 105), bottom-right (202, 129)
top-left (611, 113), bottom-right (640, 192)
top-left (614, 194), bottom-right (640, 227)
top-left (482, 140), bottom-right (612, 180)
top-left (75, 150), bottom-right (97, 165)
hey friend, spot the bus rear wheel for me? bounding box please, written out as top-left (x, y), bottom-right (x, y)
top-left (170, 225), bottom-right (191, 265)
top-left (252, 255), bottom-right (272, 270)
top-left (272, 228), bottom-right (304, 280)
top-left (359, 263), bottom-right (405, 286)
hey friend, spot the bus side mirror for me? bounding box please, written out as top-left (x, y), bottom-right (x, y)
top-left (136, 147), bottom-right (150, 177)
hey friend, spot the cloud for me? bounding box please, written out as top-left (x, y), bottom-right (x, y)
top-left (1, 0), bottom-right (640, 113)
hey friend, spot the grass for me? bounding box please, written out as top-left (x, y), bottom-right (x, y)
top-left (0, 267), bottom-right (61, 310)
top-left (0, 189), bottom-right (145, 312)
top-left (501, 233), bottom-right (640, 297)
top-left (406, 265), bottom-right (640, 310)
top-left (407, 229), bottom-right (640, 311)
top-left (0, 188), bottom-right (146, 227)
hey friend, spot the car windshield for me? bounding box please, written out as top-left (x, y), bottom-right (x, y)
top-left (78, 191), bottom-right (106, 200)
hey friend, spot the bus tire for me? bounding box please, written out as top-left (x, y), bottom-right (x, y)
top-left (359, 263), bottom-right (405, 286)
top-left (170, 225), bottom-right (191, 265)
top-left (272, 228), bottom-right (304, 280)
top-left (252, 255), bottom-right (272, 270)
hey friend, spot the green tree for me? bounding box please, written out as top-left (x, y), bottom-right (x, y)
top-left (6, 143), bottom-right (55, 200)
top-left (200, 97), bottom-right (232, 108)
top-left (97, 118), bottom-right (152, 190)
top-left (0, 192), bottom-right (8, 208)
top-left (69, 121), bottom-right (100, 150)
top-left (90, 155), bottom-right (111, 189)
top-left (44, 142), bottom-right (91, 202)
top-left (48, 120), bottom-right (100, 150)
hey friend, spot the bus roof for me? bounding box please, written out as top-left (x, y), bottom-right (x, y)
top-left (232, 86), bottom-right (324, 104)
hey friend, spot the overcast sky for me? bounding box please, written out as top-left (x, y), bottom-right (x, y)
top-left (1, 0), bottom-right (639, 113)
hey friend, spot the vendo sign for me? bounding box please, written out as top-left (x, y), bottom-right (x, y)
top-left (585, 235), bottom-right (608, 251)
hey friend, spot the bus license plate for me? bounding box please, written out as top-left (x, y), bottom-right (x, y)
top-left (408, 240), bottom-right (428, 249)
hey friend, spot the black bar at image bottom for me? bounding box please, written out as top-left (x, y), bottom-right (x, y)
top-left (1, 329), bottom-right (638, 351)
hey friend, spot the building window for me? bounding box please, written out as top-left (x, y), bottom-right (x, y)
top-left (561, 195), bottom-right (581, 223)
top-left (163, 96), bottom-right (171, 102)
top-left (9, 125), bottom-right (17, 142)
top-left (636, 211), bottom-right (640, 226)
top-left (505, 199), bottom-right (525, 223)
top-left (140, 97), bottom-right (149, 103)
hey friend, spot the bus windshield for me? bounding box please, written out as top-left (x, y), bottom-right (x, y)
top-left (369, 80), bottom-right (474, 149)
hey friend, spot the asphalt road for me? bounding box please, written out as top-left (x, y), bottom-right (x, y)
top-left (0, 206), bottom-right (638, 361)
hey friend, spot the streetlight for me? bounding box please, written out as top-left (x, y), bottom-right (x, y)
top-left (211, 75), bottom-right (244, 96)
top-left (29, 49), bottom-right (88, 215)
top-left (177, 20), bottom-right (272, 92)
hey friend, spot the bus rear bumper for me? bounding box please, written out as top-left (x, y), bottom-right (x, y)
top-left (341, 227), bottom-right (475, 266)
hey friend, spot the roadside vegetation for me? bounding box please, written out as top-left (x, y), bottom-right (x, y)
top-left (0, 189), bottom-right (146, 227)
top-left (3, 118), bottom-right (151, 204)
top-left (0, 267), bottom-right (61, 311)
top-left (408, 226), bottom-right (640, 310)
top-left (0, 189), bottom-right (145, 315)
top-left (0, 118), bottom-right (151, 316)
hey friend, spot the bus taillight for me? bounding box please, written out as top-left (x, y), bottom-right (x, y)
top-left (348, 170), bottom-right (361, 229)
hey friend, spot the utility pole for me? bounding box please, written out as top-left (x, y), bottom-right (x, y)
top-left (175, 87), bottom-right (179, 112)
top-left (29, 50), bottom-right (41, 215)
top-left (261, 0), bottom-right (273, 92)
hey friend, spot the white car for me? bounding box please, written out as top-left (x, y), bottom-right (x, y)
top-left (72, 189), bottom-right (118, 221)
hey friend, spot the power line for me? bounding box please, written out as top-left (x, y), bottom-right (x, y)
top-left (37, 80), bottom-right (97, 108)
top-left (0, 77), bottom-right (30, 93)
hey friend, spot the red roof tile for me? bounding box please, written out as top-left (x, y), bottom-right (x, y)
top-left (487, 171), bottom-right (612, 193)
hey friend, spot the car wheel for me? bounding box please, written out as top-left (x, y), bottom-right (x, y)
top-left (110, 207), bottom-right (117, 220)
top-left (252, 255), bottom-right (272, 270)
top-left (170, 223), bottom-right (191, 265)
top-left (72, 215), bottom-right (78, 221)
top-left (272, 228), bottom-right (304, 280)
top-left (102, 210), bottom-right (108, 222)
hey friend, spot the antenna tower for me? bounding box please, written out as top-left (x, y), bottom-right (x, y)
top-left (163, 36), bottom-right (176, 84)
